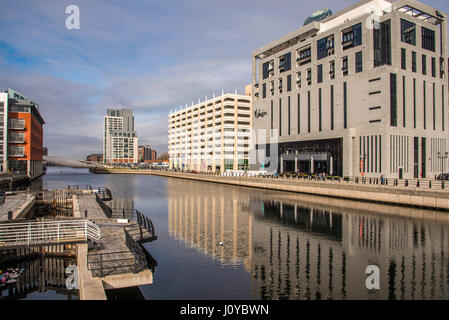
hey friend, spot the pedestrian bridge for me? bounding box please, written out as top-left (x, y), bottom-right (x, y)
top-left (44, 156), bottom-right (105, 169)
top-left (0, 219), bottom-right (101, 250)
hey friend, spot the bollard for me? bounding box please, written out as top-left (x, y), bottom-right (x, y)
top-left (7, 210), bottom-right (13, 220)
top-left (429, 181), bottom-right (432, 188)
top-left (405, 180), bottom-right (408, 187)
top-left (85, 210), bottom-right (88, 218)
top-left (417, 180), bottom-right (420, 187)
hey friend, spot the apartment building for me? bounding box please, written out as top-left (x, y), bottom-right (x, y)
top-left (0, 89), bottom-right (45, 179)
top-left (103, 109), bottom-right (138, 164)
top-left (138, 145), bottom-right (157, 163)
top-left (251, 0), bottom-right (448, 179)
top-left (169, 88), bottom-right (252, 172)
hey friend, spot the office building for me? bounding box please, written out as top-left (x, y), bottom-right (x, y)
top-left (251, 0), bottom-right (448, 179)
top-left (103, 108), bottom-right (138, 164)
top-left (0, 89), bottom-right (45, 179)
top-left (138, 145), bottom-right (157, 162)
top-left (169, 87), bottom-right (252, 172)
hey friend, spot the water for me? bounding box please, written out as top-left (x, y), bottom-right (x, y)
top-left (40, 167), bottom-right (449, 300)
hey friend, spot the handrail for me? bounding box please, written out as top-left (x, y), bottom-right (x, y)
top-left (0, 219), bottom-right (100, 248)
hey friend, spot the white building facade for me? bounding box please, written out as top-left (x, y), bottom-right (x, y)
top-left (169, 91), bottom-right (252, 172)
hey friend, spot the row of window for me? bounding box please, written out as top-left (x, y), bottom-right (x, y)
top-left (401, 19), bottom-right (436, 52)
top-left (260, 52), bottom-right (362, 98)
top-left (401, 48), bottom-right (443, 78)
top-left (268, 83), bottom-right (347, 136)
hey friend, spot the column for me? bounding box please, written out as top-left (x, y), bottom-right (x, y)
top-left (295, 157), bottom-right (298, 173)
top-left (280, 157), bottom-right (284, 173)
top-left (310, 157), bottom-right (314, 174)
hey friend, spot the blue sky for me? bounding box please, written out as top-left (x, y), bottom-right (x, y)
top-left (0, 0), bottom-right (448, 159)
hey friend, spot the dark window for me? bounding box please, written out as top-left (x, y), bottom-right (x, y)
top-left (374, 20), bottom-right (391, 67)
top-left (279, 52), bottom-right (291, 72)
top-left (319, 88), bottom-right (322, 132)
top-left (412, 51), bottom-right (417, 72)
top-left (422, 27), bottom-right (435, 52)
top-left (423, 81), bottom-right (426, 129)
top-left (330, 85), bottom-right (334, 130)
top-left (271, 100), bottom-right (273, 131)
top-left (287, 74), bottom-right (292, 92)
top-left (317, 64), bottom-right (323, 83)
top-left (288, 96), bottom-right (291, 135)
top-left (401, 19), bottom-right (416, 45)
top-left (299, 47), bottom-right (312, 65)
top-left (317, 35), bottom-right (334, 60)
top-left (279, 98), bottom-right (282, 136)
top-left (355, 51), bottom-right (363, 73)
top-left (263, 62), bottom-right (269, 79)
top-left (443, 85), bottom-right (446, 131)
top-left (431, 57), bottom-right (436, 77)
top-left (421, 137), bottom-right (426, 178)
top-left (422, 55), bottom-right (427, 75)
top-left (414, 137), bottom-right (419, 178)
top-left (307, 91), bottom-right (311, 133)
top-left (262, 83), bottom-right (266, 98)
top-left (342, 23), bottom-right (362, 50)
top-left (390, 73), bottom-right (397, 127)
top-left (297, 93), bottom-right (300, 134)
top-left (342, 56), bottom-right (348, 76)
top-left (343, 82), bottom-right (347, 129)
top-left (413, 78), bottom-right (416, 128)
top-left (402, 76), bottom-right (406, 128)
top-left (401, 48), bottom-right (406, 70)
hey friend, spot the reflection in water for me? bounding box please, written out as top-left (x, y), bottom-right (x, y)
top-left (167, 179), bottom-right (449, 300)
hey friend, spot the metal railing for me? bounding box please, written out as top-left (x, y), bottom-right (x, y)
top-left (87, 228), bottom-right (147, 277)
top-left (0, 219), bottom-right (101, 249)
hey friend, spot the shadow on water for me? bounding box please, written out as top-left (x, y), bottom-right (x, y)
top-left (41, 167), bottom-right (449, 300)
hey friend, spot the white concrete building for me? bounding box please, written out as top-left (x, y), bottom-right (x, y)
top-left (169, 89), bottom-right (252, 172)
top-left (103, 109), bottom-right (138, 164)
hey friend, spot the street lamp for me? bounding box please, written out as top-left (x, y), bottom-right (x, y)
top-left (437, 151), bottom-right (448, 177)
top-left (359, 153), bottom-right (366, 177)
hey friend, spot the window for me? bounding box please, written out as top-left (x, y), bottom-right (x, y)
top-left (262, 83), bottom-right (266, 98)
top-left (279, 98), bottom-right (282, 136)
top-left (317, 35), bottom-right (334, 60)
top-left (403, 76), bottom-right (406, 128)
top-left (319, 88), bottom-right (322, 132)
top-left (342, 56), bottom-right (348, 76)
top-left (307, 91), bottom-right (311, 133)
top-left (297, 93), bottom-right (300, 134)
top-left (422, 27), bottom-right (435, 52)
top-left (317, 64), bottom-right (323, 83)
top-left (355, 51), bottom-right (363, 73)
top-left (390, 73), bottom-right (397, 127)
top-left (423, 81), bottom-right (426, 129)
top-left (271, 100), bottom-right (273, 131)
top-left (296, 72), bottom-right (302, 88)
top-left (278, 77), bottom-right (283, 92)
top-left (401, 19), bottom-right (416, 45)
top-left (279, 52), bottom-right (291, 72)
top-left (401, 48), bottom-right (406, 70)
top-left (329, 60), bottom-right (335, 79)
top-left (298, 47), bottom-right (312, 65)
top-left (343, 82), bottom-right (347, 129)
top-left (413, 78), bottom-right (416, 128)
top-left (287, 74), bottom-right (292, 92)
top-left (412, 51), bottom-right (417, 72)
top-left (422, 55), bottom-right (427, 75)
top-left (306, 68), bottom-right (312, 85)
top-left (330, 85), bottom-right (334, 130)
top-left (288, 96), bottom-right (291, 135)
top-left (374, 20), bottom-right (391, 67)
top-left (342, 23), bottom-right (362, 50)
top-left (431, 57), bottom-right (436, 77)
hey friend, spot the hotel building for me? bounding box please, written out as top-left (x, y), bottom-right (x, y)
top-left (103, 108), bottom-right (138, 164)
top-left (251, 0), bottom-right (448, 179)
top-left (0, 89), bottom-right (45, 179)
top-left (168, 87), bottom-right (252, 172)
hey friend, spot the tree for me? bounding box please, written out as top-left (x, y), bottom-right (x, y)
top-left (157, 152), bottom-right (169, 161)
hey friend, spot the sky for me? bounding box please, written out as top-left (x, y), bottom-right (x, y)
top-left (1, 0), bottom-right (448, 159)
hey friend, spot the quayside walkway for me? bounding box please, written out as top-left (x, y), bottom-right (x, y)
top-left (91, 167), bottom-right (449, 211)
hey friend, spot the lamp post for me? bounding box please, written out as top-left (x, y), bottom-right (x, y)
top-left (359, 153), bottom-right (366, 177)
top-left (437, 151), bottom-right (448, 178)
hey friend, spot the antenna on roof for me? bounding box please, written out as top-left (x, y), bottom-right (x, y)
top-left (235, 89), bottom-right (237, 94)
top-left (222, 89), bottom-right (224, 95)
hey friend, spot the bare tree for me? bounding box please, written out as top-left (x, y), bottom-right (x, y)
top-left (157, 152), bottom-right (169, 161)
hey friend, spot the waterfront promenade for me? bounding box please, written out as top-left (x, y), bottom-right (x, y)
top-left (90, 167), bottom-right (449, 211)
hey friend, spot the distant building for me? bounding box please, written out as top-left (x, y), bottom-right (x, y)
top-left (86, 153), bottom-right (103, 163)
top-left (138, 145), bottom-right (157, 162)
top-left (103, 109), bottom-right (138, 164)
top-left (43, 147), bottom-right (48, 156)
top-left (0, 89), bottom-right (45, 179)
top-left (169, 89), bottom-right (252, 172)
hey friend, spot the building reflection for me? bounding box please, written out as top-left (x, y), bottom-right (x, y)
top-left (167, 179), bottom-right (449, 300)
